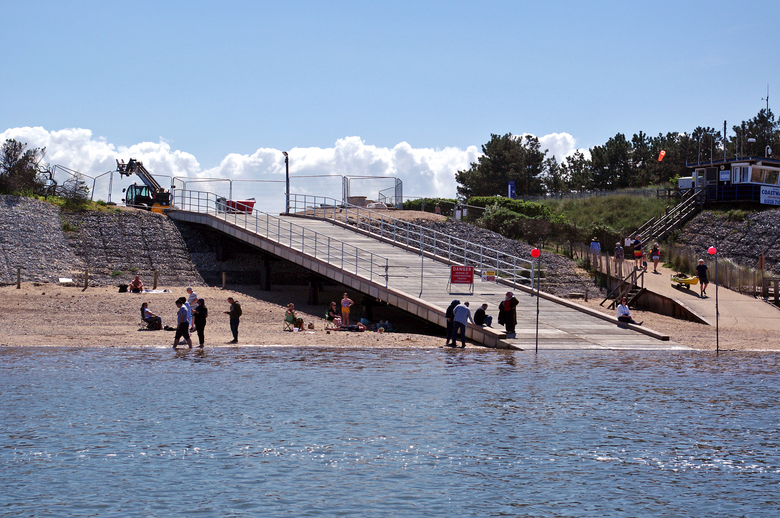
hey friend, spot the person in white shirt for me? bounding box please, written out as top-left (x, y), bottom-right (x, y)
top-left (616, 297), bottom-right (642, 326)
top-left (186, 287), bottom-right (199, 309)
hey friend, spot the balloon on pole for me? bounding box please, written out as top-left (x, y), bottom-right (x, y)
top-left (532, 247), bottom-right (541, 352)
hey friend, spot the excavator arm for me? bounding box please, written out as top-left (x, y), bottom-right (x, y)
top-left (116, 159), bottom-right (163, 192)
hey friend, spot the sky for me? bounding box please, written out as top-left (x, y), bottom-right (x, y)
top-left (2, 0), bottom-right (778, 211)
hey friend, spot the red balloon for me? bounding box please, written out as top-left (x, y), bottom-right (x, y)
top-left (531, 248), bottom-right (541, 258)
top-left (708, 246), bottom-right (717, 255)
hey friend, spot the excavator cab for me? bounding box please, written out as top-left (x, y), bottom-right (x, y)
top-left (123, 183), bottom-right (153, 209)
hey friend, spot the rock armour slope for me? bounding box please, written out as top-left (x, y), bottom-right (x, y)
top-left (0, 195), bottom-right (203, 286)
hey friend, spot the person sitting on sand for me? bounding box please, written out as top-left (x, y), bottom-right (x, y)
top-left (326, 322), bottom-right (367, 332)
top-left (326, 301), bottom-right (340, 321)
top-left (616, 297), bottom-right (642, 326)
top-left (286, 303), bottom-right (304, 329)
top-left (141, 302), bottom-right (161, 328)
top-left (128, 276), bottom-right (144, 293)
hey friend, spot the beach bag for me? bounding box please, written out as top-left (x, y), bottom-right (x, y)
top-left (154, 321), bottom-right (162, 330)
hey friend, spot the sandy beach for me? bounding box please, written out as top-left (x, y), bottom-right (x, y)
top-left (2, 281), bottom-right (778, 351)
top-left (0, 284), bottom-right (449, 349)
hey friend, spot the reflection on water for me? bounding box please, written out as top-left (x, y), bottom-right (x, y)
top-left (1, 347), bottom-right (779, 516)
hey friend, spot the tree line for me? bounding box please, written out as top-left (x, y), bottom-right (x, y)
top-left (456, 109), bottom-right (780, 198)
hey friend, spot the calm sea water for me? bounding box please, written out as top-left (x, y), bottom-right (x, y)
top-left (1, 347), bottom-right (779, 517)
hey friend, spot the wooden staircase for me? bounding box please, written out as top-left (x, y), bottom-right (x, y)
top-left (634, 188), bottom-right (705, 245)
top-left (600, 267), bottom-right (647, 309)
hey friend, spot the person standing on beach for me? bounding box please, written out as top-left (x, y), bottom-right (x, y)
top-left (186, 287), bottom-right (199, 310)
top-left (450, 302), bottom-right (474, 348)
top-left (341, 293), bottom-right (354, 327)
top-left (173, 299), bottom-right (193, 349)
top-left (497, 292), bottom-right (519, 338)
top-left (177, 296), bottom-right (193, 330)
top-left (225, 297), bottom-right (241, 343)
top-left (435, 203), bottom-right (442, 215)
top-left (192, 298), bottom-right (208, 348)
top-left (444, 299), bottom-right (459, 346)
top-left (696, 259), bottom-right (710, 297)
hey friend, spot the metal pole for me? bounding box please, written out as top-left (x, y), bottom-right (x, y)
top-left (419, 231), bottom-right (424, 297)
top-left (535, 242), bottom-right (541, 353)
top-left (715, 239), bottom-right (719, 354)
top-left (284, 152), bottom-right (290, 214)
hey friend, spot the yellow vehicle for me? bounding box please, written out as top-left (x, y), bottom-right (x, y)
top-left (671, 273), bottom-right (698, 290)
top-left (117, 158), bottom-right (171, 213)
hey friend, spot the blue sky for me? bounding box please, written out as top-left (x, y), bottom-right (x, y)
top-left (2, 1), bottom-right (778, 209)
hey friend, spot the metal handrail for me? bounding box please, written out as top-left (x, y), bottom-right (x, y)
top-left (634, 188), bottom-right (703, 244)
top-left (288, 194), bottom-right (535, 285)
top-left (171, 190), bottom-right (389, 287)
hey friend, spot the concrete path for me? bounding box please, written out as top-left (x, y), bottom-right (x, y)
top-left (636, 261), bottom-right (780, 333)
top-left (294, 218), bottom-right (688, 350)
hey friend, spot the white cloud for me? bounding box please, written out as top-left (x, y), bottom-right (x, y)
top-left (0, 127), bottom-right (581, 211)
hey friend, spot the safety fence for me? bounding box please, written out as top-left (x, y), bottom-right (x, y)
top-left (172, 190), bottom-right (389, 287)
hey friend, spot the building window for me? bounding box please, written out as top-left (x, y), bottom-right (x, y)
top-left (765, 169), bottom-right (780, 185)
top-left (751, 167), bottom-right (764, 183)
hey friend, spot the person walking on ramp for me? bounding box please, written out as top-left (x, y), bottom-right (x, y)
top-left (696, 259), bottom-right (710, 298)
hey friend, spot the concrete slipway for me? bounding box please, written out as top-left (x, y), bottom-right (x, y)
top-left (169, 208), bottom-right (687, 350)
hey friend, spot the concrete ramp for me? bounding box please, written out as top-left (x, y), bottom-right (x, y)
top-left (168, 196), bottom-right (684, 350)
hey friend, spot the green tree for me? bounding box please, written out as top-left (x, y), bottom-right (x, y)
top-left (455, 133), bottom-right (547, 199)
top-left (590, 133), bottom-right (632, 189)
top-left (562, 150), bottom-right (592, 192)
top-left (730, 109), bottom-right (779, 159)
top-left (542, 156), bottom-right (566, 195)
top-left (0, 139), bottom-right (48, 195)
top-left (689, 126), bottom-right (722, 164)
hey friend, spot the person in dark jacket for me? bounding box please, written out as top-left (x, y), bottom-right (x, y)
top-left (497, 292), bottom-right (519, 338)
top-left (444, 299), bottom-right (459, 346)
top-left (224, 297), bottom-right (242, 343)
top-left (192, 298), bottom-right (208, 348)
top-left (474, 303), bottom-right (492, 327)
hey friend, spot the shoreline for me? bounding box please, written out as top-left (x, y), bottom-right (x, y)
top-left (1, 284), bottom-right (777, 352)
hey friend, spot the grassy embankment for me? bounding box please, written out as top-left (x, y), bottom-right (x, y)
top-left (539, 195), bottom-right (672, 239)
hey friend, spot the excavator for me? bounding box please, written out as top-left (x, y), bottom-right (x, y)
top-left (117, 158), bottom-right (171, 213)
